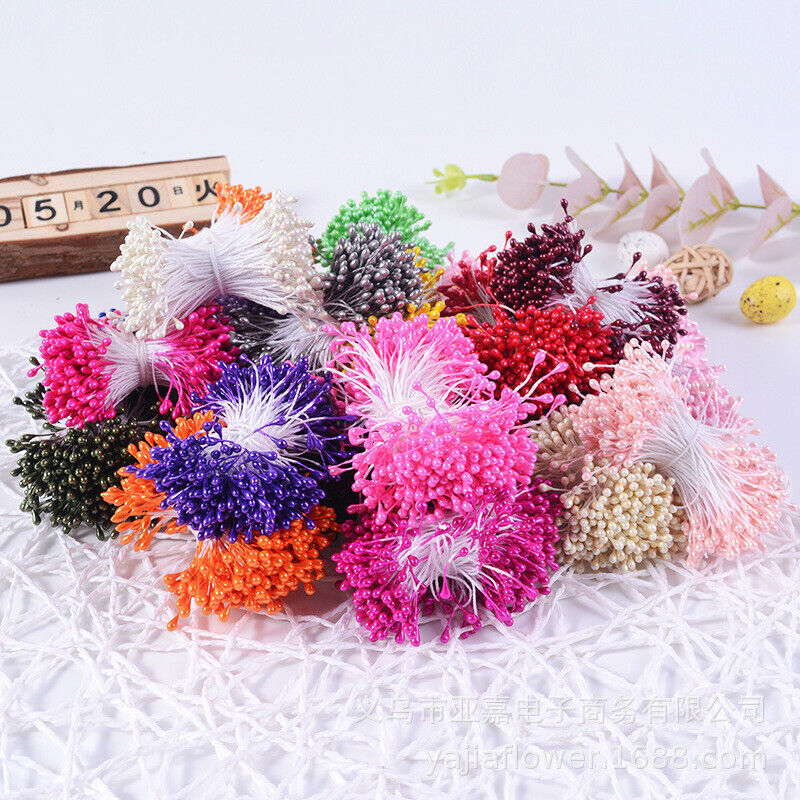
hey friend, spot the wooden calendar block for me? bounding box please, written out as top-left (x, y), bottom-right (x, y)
top-left (0, 156), bottom-right (230, 282)
top-left (127, 181), bottom-right (168, 213)
top-left (87, 184), bottom-right (132, 219)
top-left (64, 190), bottom-right (92, 222)
top-left (190, 172), bottom-right (226, 205)
top-left (21, 192), bottom-right (69, 228)
top-left (0, 197), bottom-right (26, 232)
top-left (164, 177), bottom-right (194, 208)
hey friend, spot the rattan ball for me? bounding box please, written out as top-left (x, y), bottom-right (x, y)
top-left (663, 245), bottom-right (733, 304)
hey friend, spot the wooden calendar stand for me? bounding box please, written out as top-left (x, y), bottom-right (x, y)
top-left (0, 156), bottom-right (230, 282)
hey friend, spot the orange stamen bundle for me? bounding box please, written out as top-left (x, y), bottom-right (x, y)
top-left (164, 505), bottom-right (339, 630)
top-left (102, 412), bottom-right (214, 550)
top-left (215, 182), bottom-right (271, 222)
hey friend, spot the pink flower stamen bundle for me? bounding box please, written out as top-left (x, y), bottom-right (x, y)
top-left (327, 314), bottom-right (553, 523)
top-left (571, 340), bottom-right (791, 564)
top-left (29, 303), bottom-right (235, 426)
top-left (326, 313), bottom-right (570, 642)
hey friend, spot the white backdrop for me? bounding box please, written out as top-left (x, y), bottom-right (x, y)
top-left (1, 3), bottom-right (799, 798)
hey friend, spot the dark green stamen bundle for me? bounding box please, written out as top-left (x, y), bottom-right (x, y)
top-left (317, 190), bottom-right (451, 266)
top-left (7, 377), bottom-right (166, 540)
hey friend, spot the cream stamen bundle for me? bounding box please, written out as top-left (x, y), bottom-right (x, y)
top-left (112, 186), bottom-right (318, 338)
top-left (30, 304), bottom-right (234, 427)
top-left (560, 458), bottom-right (688, 571)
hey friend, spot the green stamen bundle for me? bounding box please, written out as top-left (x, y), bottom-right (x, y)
top-left (317, 190), bottom-right (451, 266)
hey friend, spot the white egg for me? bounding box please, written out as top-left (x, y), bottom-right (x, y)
top-left (617, 231), bottom-right (669, 270)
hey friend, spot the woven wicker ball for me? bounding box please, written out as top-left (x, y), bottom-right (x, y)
top-left (663, 245), bottom-right (733, 304)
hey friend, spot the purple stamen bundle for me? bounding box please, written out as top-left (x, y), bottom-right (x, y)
top-left (138, 355), bottom-right (350, 541)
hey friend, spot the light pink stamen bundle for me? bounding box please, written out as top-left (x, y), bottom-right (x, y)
top-left (571, 342), bottom-right (790, 564)
top-left (30, 304), bottom-right (235, 427)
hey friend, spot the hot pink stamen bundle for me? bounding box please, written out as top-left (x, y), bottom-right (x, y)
top-left (30, 304), bottom-right (235, 427)
top-left (328, 314), bottom-right (539, 524)
top-left (345, 392), bottom-right (538, 523)
top-left (571, 341), bottom-right (791, 564)
top-left (332, 487), bottom-right (561, 645)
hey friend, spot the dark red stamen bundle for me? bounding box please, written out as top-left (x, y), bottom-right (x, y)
top-left (602, 266), bottom-right (688, 359)
top-left (490, 201), bottom-right (591, 310)
top-left (465, 301), bottom-right (617, 413)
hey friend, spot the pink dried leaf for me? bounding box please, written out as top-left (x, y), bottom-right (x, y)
top-left (678, 172), bottom-right (726, 245)
top-left (594, 145), bottom-right (648, 233)
top-left (642, 153), bottom-right (683, 230)
top-left (595, 185), bottom-right (647, 234)
top-left (701, 148), bottom-right (737, 204)
top-left (642, 184), bottom-right (683, 231)
top-left (496, 153), bottom-right (550, 210)
top-left (747, 196), bottom-right (799, 253)
top-left (562, 146), bottom-right (608, 213)
top-left (649, 151), bottom-right (681, 191)
top-left (616, 144), bottom-right (646, 193)
top-left (756, 165), bottom-right (788, 205)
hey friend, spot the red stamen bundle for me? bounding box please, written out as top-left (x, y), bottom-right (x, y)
top-left (30, 304), bottom-right (235, 427)
top-left (438, 249), bottom-right (497, 323)
top-left (465, 301), bottom-right (617, 410)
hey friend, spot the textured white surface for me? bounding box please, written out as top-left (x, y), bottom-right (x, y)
top-left (1, 340), bottom-right (799, 799)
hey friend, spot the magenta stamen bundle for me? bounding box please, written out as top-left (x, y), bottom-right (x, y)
top-left (571, 341), bottom-right (791, 564)
top-left (332, 487), bottom-right (561, 644)
top-left (328, 314), bottom-right (539, 523)
top-left (29, 303), bottom-right (235, 427)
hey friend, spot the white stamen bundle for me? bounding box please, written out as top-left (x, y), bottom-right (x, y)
top-left (112, 191), bottom-right (317, 338)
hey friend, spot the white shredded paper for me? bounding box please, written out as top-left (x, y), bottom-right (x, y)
top-left (1, 343), bottom-right (798, 800)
